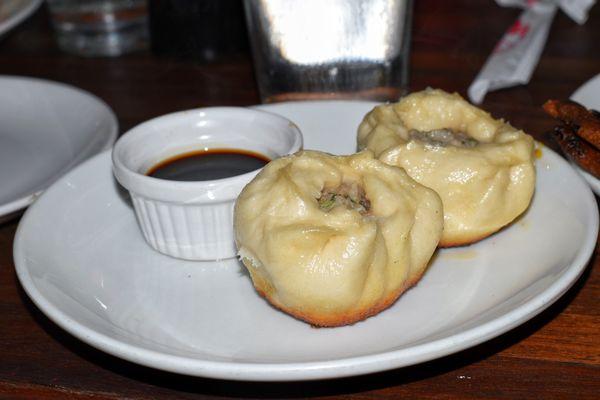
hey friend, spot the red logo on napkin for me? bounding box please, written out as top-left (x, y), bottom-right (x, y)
top-left (494, 19), bottom-right (531, 53)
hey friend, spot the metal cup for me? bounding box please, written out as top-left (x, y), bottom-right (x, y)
top-left (244, 0), bottom-right (413, 103)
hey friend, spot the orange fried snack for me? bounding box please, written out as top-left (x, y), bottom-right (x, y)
top-left (553, 124), bottom-right (600, 178)
top-left (543, 99), bottom-right (600, 150)
top-left (543, 99), bottom-right (600, 179)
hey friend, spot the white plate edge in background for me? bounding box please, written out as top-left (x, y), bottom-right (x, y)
top-left (570, 73), bottom-right (600, 195)
top-left (0, 0), bottom-right (42, 37)
top-left (0, 75), bottom-right (119, 218)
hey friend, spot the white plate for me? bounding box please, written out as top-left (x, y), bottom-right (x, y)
top-left (0, 0), bottom-right (41, 37)
top-left (570, 73), bottom-right (600, 195)
top-left (14, 101), bottom-right (598, 381)
top-left (0, 76), bottom-right (118, 219)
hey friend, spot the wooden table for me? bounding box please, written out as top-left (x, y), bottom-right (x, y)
top-left (1, 1), bottom-right (598, 398)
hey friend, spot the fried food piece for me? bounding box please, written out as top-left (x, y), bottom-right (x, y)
top-left (552, 124), bottom-right (600, 178)
top-left (543, 99), bottom-right (600, 178)
top-left (543, 99), bottom-right (600, 150)
top-left (234, 150), bottom-right (443, 327)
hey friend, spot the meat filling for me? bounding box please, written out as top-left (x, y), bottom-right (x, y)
top-left (318, 182), bottom-right (371, 215)
top-left (409, 128), bottom-right (478, 148)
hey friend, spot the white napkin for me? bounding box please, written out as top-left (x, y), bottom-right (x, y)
top-left (468, 0), bottom-right (595, 104)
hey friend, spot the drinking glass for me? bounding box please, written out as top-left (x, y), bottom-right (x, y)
top-left (243, 0), bottom-right (413, 103)
top-left (47, 0), bottom-right (149, 57)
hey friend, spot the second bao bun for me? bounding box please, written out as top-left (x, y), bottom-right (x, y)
top-left (358, 88), bottom-right (536, 247)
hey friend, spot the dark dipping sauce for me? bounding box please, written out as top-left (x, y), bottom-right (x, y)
top-left (147, 149), bottom-right (270, 181)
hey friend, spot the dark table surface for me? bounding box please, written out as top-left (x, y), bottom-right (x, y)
top-left (1, 1), bottom-right (599, 399)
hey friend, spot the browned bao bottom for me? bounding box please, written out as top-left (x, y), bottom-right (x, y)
top-left (244, 259), bottom-right (429, 328)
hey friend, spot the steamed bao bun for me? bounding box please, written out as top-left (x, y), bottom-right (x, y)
top-left (234, 150), bottom-right (443, 327)
top-left (358, 88), bottom-right (536, 247)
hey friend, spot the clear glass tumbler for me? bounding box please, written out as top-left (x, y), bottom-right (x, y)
top-left (47, 0), bottom-right (149, 57)
top-left (243, 0), bottom-right (413, 103)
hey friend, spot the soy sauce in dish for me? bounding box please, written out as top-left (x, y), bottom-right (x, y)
top-left (147, 149), bottom-right (270, 181)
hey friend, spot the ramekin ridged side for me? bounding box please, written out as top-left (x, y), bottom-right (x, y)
top-left (131, 194), bottom-right (235, 260)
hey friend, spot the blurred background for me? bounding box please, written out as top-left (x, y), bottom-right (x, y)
top-left (2, 0), bottom-right (596, 136)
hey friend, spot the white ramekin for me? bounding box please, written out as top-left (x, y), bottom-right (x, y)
top-left (112, 107), bottom-right (303, 260)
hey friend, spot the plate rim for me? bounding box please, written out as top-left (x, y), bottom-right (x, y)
top-left (13, 101), bottom-right (600, 381)
top-left (0, 75), bottom-right (118, 217)
top-left (570, 73), bottom-right (600, 195)
top-left (0, 0), bottom-right (42, 37)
